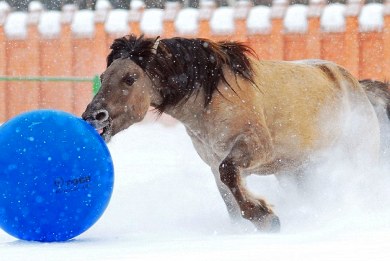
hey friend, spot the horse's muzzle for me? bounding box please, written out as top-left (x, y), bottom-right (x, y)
top-left (82, 109), bottom-right (112, 142)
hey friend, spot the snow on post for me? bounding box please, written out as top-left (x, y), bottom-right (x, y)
top-left (61, 4), bottom-right (77, 24)
top-left (283, 4), bottom-right (308, 33)
top-left (4, 12), bottom-right (28, 39)
top-left (308, 0), bottom-right (326, 18)
top-left (210, 7), bottom-right (235, 35)
top-left (199, 0), bottom-right (216, 21)
top-left (271, 0), bottom-right (288, 19)
top-left (28, 1), bottom-right (43, 25)
top-left (0, 1), bottom-right (10, 25)
top-left (71, 10), bottom-right (95, 38)
top-left (131, 0), bottom-right (145, 10)
top-left (174, 8), bottom-right (199, 35)
top-left (129, 0), bottom-right (145, 22)
top-left (95, 0), bottom-right (112, 23)
top-left (385, 0), bottom-right (390, 16)
top-left (320, 3), bottom-right (346, 32)
top-left (234, 0), bottom-right (252, 20)
top-left (105, 9), bottom-right (130, 35)
top-left (38, 11), bottom-right (62, 38)
top-left (0, 0), bottom-right (9, 12)
top-left (359, 3), bottom-right (384, 32)
top-left (164, 1), bottom-right (181, 21)
top-left (246, 5), bottom-right (271, 35)
top-left (96, 0), bottom-right (112, 10)
top-left (28, 1), bottom-right (44, 12)
top-left (140, 8), bottom-right (164, 36)
top-left (345, 0), bottom-right (361, 17)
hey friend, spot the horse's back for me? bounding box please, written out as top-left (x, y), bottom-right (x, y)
top-left (250, 59), bottom-right (379, 160)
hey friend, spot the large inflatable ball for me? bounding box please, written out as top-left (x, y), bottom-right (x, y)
top-left (0, 110), bottom-right (114, 242)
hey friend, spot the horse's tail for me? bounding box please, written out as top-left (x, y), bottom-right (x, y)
top-left (360, 79), bottom-right (390, 121)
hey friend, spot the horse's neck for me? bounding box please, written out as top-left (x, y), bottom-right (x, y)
top-left (164, 94), bottom-right (207, 131)
top-left (158, 67), bottom-right (235, 130)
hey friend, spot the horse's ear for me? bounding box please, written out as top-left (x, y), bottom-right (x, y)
top-left (151, 37), bottom-right (160, 55)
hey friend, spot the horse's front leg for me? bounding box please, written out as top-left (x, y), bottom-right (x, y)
top-left (218, 134), bottom-right (280, 232)
top-left (211, 167), bottom-right (241, 221)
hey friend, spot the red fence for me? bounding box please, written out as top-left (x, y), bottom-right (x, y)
top-left (0, 0), bottom-right (390, 122)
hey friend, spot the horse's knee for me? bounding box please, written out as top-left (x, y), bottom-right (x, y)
top-left (240, 201), bottom-right (281, 232)
top-left (219, 159), bottom-right (239, 188)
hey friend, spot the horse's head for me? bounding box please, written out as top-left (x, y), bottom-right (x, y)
top-left (82, 34), bottom-right (256, 142)
top-left (82, 52), bottom-right (155, 142)
top-left (82, 35), bottom-right (162, 142)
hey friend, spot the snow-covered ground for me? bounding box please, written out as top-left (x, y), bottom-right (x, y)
top-left (1, 115), bottom-right (390, 260)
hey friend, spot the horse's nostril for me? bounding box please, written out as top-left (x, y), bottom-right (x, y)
top-left (93, 109), bottom-right (109, 122)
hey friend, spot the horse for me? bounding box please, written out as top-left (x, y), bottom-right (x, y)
top-left (82, 35), bottom-right (390, 232)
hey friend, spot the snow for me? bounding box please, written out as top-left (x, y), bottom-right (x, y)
top-left (0, 0), bottom-right (10, 25)
top-left (236, 0), bottom-right (251, 6)
top-left (27, 1), bottom-right (42, 25)
top-left (359, 3), bottom-right (384, 32)
top-left (28, 1), bottom-right (44, 12)
top-left (345, 0), bottom-right (360, 17)
top-left (165, 1), bottom-right (180, 8)
top-left (200, 0), bottom-right (216, 8)
top-left (130, 0), bottom-right (145, 10)
top-left (320, 3), bottom-right (346, 32)
top-left (283, 4), bottom-right (308, 33)
top-left (308, 0), bottom-right (324, 17)
top-left (246, 6), bottom-right (271, 35)
top-left (61, 4), bottom-right (77, 24)
top-left (0, 1), bottom-right (10, 13)
top-left (234, 0), bottom-right (251, 19)
top-left (94, 0), bottom-right (111, 23)
top-left (174, 8), bottom-right (199, 35)
top-left (199, 0), bottom-right (216, 20)
top-left (2, 120), bottom-right (390, 260)
top-left (210, 7), bottom-right (235, 35)
top-left (140, 8), bottom-right (164, 36)
top-left (164, 1), bottom-right (180, 21)
top-left (104, 9), bottom-right (129, 35)
top-left (271, 0), bottom-right (287, 19)
top-left (62, 3), bottom-right (77, 12)
top-left (38, 11), bottom-right (62, 39)
top-left (95, 0), bottom-right (112, 10)
top-left (4, 12), bottom-right (28, 39)
top-left (71, 10), bottom-right (95, 38)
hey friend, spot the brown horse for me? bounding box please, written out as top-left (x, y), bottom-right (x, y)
top-left (82, 35), bottom-right (390, 232)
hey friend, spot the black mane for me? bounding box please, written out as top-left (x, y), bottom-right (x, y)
top-left (107, 34), bottom-right (257, 113)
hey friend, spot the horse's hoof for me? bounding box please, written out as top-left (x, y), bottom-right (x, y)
top-left (264, 214), bottom-right (281, 233)
top-left (254, 214), bottom-right (281, 233)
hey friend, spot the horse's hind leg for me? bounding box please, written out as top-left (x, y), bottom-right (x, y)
top-left (218, 134), bottom-right (280, 232)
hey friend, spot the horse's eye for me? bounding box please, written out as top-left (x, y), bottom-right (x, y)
top-left (124, 76), bottom-right (135, 86)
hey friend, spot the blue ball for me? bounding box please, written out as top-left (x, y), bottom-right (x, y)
top-left (0, 110), bottom-right (114, 242)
